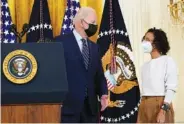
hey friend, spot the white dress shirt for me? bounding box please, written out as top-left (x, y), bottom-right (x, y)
top-left (73, 29), bottom-right (87, 52)
top-left (141, 55), bottom-right (178, 103)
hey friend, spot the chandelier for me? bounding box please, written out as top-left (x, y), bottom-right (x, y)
top-left (168, 0), bottom-right (184, 26)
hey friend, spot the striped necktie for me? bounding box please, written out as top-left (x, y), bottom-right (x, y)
top-left (81, 39), bottom-right (89, 97)
top-left (81, 39), bottom-right (89, 70)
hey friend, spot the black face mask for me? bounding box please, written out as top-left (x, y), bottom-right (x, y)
top-left (82, 20), bottom-right (98, 37)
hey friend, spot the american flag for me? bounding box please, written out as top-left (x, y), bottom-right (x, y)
top-left (61, 0), bottom-right (80, 35)
top-left (104, 70), bottom-right (116, 91)
top-left (1, 0), bottom-right (16, 43)
top-left (106, 78), bottom-right (115, 91)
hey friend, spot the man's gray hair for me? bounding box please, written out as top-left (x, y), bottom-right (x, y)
top-left (73, 7), bottom-right (96, 24)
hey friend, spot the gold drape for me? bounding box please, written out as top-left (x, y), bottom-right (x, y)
top-left (8, 0), bottom-right (103, 42)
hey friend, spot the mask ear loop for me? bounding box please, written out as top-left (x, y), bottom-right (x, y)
top-left (82, 19), bottom-right (89, 25)
top-left (82, 19), bottom-right (97, 26)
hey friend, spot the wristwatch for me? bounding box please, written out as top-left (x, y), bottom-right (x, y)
top-left (161, 103), bottom-right (170, 112)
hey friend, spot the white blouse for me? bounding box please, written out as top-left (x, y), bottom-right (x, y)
top-left (141, 55), bottom-right (178, 103)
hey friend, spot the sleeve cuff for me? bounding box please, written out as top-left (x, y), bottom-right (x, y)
top-left (164, 90), bottom-right (176, 104)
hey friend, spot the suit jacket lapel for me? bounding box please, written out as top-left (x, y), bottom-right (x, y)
top-left (70, 33), bottom-right (93, 71)
top-left (70, 33), bottom-right (86, 70)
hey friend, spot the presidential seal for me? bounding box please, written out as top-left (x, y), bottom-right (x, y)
top-left (102, 42), bottom-right (138, 108)
top-left (3, 50), bottom-right (37, 84)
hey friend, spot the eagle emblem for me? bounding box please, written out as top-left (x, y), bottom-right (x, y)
top-left (12, 58), bottom-right (29, 76)
top-left (102, 42), bottom-right (138, 108)
top-left (3, 50), bottom-right (37, 84)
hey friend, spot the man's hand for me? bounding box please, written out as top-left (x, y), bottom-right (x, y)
top-left (100, 95), bottom-right (108, 111)
top-left (157, 109), bottom-right (166, 123)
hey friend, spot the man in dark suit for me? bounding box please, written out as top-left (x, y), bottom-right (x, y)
top-left (55, 7), bottom-right (108, 123)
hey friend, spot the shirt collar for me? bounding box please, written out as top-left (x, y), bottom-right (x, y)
top-left (73, 29), bottom-right (83, 42)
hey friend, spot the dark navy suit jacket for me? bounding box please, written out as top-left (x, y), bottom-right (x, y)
top-left (55, 33), bottom-right (108, 115)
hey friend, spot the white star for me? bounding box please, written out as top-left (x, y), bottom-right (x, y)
top-left (107, 118), bottom-right (111, 122)
top-left (121, 116), bottom-right (126, 120)
top-left (125, 32), bottom-right (128, 36)
top-left (10, 32), bottom-right (14, 36)
top-left (116, 29), bottom-right (120, 34)
top-left (5, 3), bottom-right (8, 8)
top-left (4, 21), bottom-right (9, 26)
top-left (131, 111), bottom-right (134, 115)
top-left (118, 118), bottom-right (121, 121)
top-left (4, 30), bottom-right (9, 35)
top-left (70, 6), bottom-right (74, 12)
top-left (1, 11), bottom-right (4, 16)
top-left (31, 26), bottom-right (35, 31)
top-left (10, 40), bottom-right (15, 43)
top-left (44, 23), bottom-right (48, 28)
top-left (62, 24), bottom-right (67, 30)
top-left (70, 15), bottom-right (74, 20)
top-left (134, 107), bottom-right (138, 111)
top-left (72, 0), bottom-right (79, 2)
top-left (40, 24), bottom-right (43, 29)
top-left (5, 12), bottom-right (9, 17)
top-left (75, 7), bottom-right (79, 12)
top-left (69, 24), bottom-right (74, 30)
top-left (49, 25), bottom-right (52, 29)
top-left (4, 39), bottom-right (8, 43)
top-left (100, 32), bottom-right (103, 37)
top-left (126, 114), bottom-right (130, 118)
top-left (64, 15), bottom-right (68, 21)
top-left (114, 118), bottom-right (118, 122)
top-left (100, 116), bottom-right (104, 120)
top-left (104, 31), bottom-right (108, 35)
top-left (120, 30), bottom-right (124, 35)
top-left (36, 24), bottom-right (39, 29)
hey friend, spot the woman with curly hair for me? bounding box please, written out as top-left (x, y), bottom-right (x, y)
top-left (137, 28), bottom-right (178, 123)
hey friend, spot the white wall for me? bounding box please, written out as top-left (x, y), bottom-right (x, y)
top-left (119, 0), bottom-right (184, 122)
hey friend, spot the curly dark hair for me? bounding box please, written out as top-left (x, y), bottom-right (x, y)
top-left (144, 28), bottom-right (170, 55)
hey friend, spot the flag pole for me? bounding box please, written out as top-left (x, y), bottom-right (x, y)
top-left (109, 0), bottom-right (117, 74)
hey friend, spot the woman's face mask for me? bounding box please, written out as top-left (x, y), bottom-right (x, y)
top-left (142, 40), bottom-right (153, 53)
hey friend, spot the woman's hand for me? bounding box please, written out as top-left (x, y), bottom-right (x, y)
top-left (157, 109), bottom-right (166, 123)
